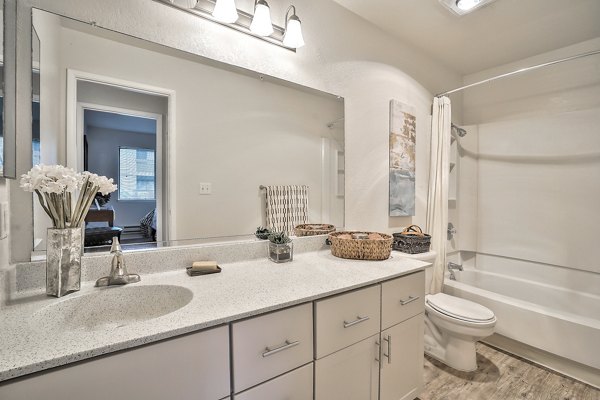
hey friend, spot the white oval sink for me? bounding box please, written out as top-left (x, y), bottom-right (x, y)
top-left (34, 285), bottom-right (193, 331)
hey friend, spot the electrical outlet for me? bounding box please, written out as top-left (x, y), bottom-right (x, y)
top-left (199, 183), bottom-right (212, 195)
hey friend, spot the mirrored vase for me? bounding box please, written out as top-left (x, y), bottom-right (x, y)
top-left (46, 228), bottom-right (83, 297)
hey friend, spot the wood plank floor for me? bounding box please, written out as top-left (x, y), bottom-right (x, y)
top-left (418, 343), bottom-right (600, 400)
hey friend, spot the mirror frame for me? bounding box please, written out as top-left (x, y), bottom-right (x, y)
top-left (2, 0), bottom-right (16, 178)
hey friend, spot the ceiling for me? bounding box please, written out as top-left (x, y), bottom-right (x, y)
top-left (331, 0), bottom-right (600, 75)
top-left (84, 110), bottom-right (157, 135)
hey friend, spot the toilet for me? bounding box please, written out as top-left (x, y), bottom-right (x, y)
top-left (396, 250), bottom-right (496, 372)
top-left (424, 292), bottom-right (496, 371)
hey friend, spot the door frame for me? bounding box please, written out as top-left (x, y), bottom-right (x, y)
top-left (66, 69), bottom-right (176, 242)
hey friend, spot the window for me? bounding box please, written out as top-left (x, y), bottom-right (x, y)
top-left (119, 147), bottom-right (155, 201)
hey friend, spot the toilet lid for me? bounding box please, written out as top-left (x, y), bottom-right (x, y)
top-left (426, 293), bottom-right (495, 323)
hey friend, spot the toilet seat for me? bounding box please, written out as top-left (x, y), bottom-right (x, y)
top-left (426, 293), bottom-right (496, 325)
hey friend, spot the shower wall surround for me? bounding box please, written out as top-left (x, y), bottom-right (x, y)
top-left (460, 37), bottom-right (600, 275)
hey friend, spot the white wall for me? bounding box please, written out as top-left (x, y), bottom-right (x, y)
top-left (460, 38), bottom-right (600, 275)
top-left (86, 127), bottom-right (156, 227)
top-left (8, 0), bottom-right (464, 262)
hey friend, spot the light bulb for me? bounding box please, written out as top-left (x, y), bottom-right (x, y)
top-left (283, 15), bottom-right (304, 49)
top-left (212, 0), bottom-right (239, 23)
top-left (250, 0), bottom-right (274, 37)
top-left (455, 0), bottom-right (482, 11)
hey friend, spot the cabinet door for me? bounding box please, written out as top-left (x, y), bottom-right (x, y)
top-left (380, 314), bottom-right (424, 400)
top-left (0, 326), bottom-right (230, 400)
top-left (234, 363), bottom-right (313, 400)
top-left (315, 334), bottom-right (380, 400)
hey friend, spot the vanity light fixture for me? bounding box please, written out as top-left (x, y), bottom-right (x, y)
top-left (157, 0), bottom-right (305, 51)
top-left (250, 0), bottom-right (274, 37)
top-left (282, 5), bottom-right (304, 49)
top-left (170, 0), bottom-right (199, 8)
top-left (439, 0), bottom-right (497, 15)
top-left (212, 0), bottom-right (239, 23)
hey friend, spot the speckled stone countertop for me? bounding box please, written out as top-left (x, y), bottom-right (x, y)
top-left (0, 250), bottom-right (428, 382)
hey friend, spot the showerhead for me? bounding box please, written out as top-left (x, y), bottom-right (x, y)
top-left (451, 124), bottom-right (467, 137)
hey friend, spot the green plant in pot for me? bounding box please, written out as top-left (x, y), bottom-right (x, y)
top-left (267, 232), bottom-right (293, 263)
top-left (255, 226), bottom-right (271, 240)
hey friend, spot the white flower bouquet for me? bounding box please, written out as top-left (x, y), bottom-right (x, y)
top-left (20, 165), bottom-right (117, 229)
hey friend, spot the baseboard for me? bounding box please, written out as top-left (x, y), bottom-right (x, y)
top-left (483, 334), bottom-right (600, 389)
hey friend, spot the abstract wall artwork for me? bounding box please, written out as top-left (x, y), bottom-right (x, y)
top-left (389, 100), bottom-right (416, 216)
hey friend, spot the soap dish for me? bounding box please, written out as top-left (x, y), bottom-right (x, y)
top-left (186, 266), bottom-right (222, 277)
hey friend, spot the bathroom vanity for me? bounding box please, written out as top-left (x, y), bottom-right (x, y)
top-left (0, 242), bottom-right (427, 400)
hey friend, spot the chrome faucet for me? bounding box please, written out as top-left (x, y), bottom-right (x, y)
top-left (95, 237), bottom-right (141, 287)
top-left (447, 262), bottom-right (463, 281)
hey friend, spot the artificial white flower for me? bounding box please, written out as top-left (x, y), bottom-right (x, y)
top-left (21, 165), bottom-right (117, 228)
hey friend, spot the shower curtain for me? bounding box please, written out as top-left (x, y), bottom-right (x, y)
top-left (426, 96), bottom-right (451, 294)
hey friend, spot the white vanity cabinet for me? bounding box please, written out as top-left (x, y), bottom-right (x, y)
top-left (0, 270), bottom-right (426, 400)
top-left (315, 271), bottom-right (425, 400)
top-left (0, 326), bottom-right (230, 400)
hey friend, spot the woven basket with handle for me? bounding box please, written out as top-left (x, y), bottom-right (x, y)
top-left (392, 225), bottom-right (431, 254)
top-left (328, 231), bottom-right (393, 260)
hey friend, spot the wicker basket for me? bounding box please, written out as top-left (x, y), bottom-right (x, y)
top-left (392, 225), bottom-right (431, 254)
top-left (295, 224), bottom-right (336, 237)
top-left (328, 231), bottom-right (393, 260)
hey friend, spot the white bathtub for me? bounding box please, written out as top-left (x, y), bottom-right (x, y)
top-left (443, 258), bottom-right (600, 371)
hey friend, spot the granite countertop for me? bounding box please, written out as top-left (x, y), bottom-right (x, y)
top-left (0, 250), bottom-right (428, 382)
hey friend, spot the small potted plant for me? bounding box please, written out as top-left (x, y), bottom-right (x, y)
top-left (267, 232), bottom-right (293, 263)
top-left (255, 226), bottom-right (271, 240)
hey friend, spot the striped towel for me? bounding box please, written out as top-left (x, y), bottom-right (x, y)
top-left (264, 185), bottom-right (309, 235)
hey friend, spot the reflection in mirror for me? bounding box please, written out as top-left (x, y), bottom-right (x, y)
top-left (30, 9), bottom-right (344, 256)
top-left (0, 0), bottom-right (4, 175)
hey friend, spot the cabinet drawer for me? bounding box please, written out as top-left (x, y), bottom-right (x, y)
top-left (315, 285), bottom-right (380, 359)
top-left (381, 271), bottom-right (425, 330)
top-left (234, 363), bottom-right (313, 400)
top-left (0, 326), bottom-right (230, 400)
top-left (232, 303), bottom-right (313, 392)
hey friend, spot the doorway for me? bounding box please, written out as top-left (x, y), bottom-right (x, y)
top-left (80, 106), bottom-right (161, 245)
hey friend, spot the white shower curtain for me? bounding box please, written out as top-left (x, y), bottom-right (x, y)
top-left (426, 96), bottom-right (451, 294)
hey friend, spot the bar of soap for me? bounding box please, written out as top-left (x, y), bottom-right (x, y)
top-left (191, 261), bottom-right (218, 271)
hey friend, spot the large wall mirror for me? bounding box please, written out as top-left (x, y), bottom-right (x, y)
top-left (0, 0), bottom-right (5, 176)
top-left (29, 8), bottom-right (345, 256)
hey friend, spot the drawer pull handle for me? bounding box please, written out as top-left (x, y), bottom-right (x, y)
top-left (400, 295), bottom-right (420, 306)
top-left (343, 315), bottom-right (370, 328)
top-left (262, 340), bottom-right (300, 357)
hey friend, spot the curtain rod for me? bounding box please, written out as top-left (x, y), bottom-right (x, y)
top-left (435, 49), bottom-right (600, 98)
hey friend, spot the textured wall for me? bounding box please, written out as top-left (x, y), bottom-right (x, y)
top-left (7, 0), bottom-right (463, 262)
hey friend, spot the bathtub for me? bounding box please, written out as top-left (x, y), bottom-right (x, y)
top-left (443, 258), bottom-right (600, 371)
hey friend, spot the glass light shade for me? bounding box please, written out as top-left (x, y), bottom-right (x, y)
top-left (283, 17), bottom-right (305, 49)
top-left (170, 0), bottom-right (198, 9)
top-left (455, 0), bottom-right (481, 10)
top-left (250, 2), bottom-right (274, 37)
top-left (212, 0), bottom-right (239, 23)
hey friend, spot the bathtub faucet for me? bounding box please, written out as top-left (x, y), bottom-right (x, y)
top-left (447, 262), bottom-right (463, 280)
